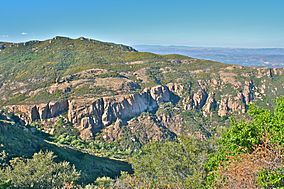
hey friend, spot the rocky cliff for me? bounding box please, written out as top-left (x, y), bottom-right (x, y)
top-left (1, 37), bottom-right (284, 142)
top-left (6, 66), bottom-right (284, 140)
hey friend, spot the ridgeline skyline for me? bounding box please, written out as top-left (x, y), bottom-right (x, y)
top-left (1, 0), bottom-right (284, 48)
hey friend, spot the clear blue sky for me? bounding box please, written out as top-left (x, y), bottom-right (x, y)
top-left (1, 0), bottom-right (284, 47)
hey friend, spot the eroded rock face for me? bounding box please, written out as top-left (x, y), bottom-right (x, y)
top-left (182, 89), bottom-right (209, 111)
top-left (217, 81), bottom-right (255, 116)
top-left (157, 111), bottom-right (184, 135)
top-left (218, 94), bottom-right (247, 117)
top-left (31, 106), bottom-right (40, 121)
top-left (243, 80), bottom-right (254, 104)
top-left (6, 100), bottom-right (69, 122)
top-left (203, 93), bottom-right (218, 116)
top-left (101, 119), bottom-right (123, 141)
top-left (101, 114), bottom-right (176, 144)
top-left (102, 90), bottom-right (158, 125)
top-left (68, 86), bottom-right (174, 139)
top-left (50, 101), bottom-right (69, 117)
top-left (4, 69), bottom-right (282, 140)
top-left (68, 98), bottom-right (104, 139)
top-left (166, 83), bottom-right (184, 96)
top-left (193, 89), bottom-right (209, 109)
top-left (149, 85), bottom-right (171, 103)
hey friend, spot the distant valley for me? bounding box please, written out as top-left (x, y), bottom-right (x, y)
top-left (135, 45), bottom-right (284, 68)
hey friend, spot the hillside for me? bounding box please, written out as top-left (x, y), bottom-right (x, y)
top-left (0, 113), bottom-right (132, 185)
top-left (0, 36), bottom-right (182, 105)
top-left (1, 36), bottom-right (284, 147)
top-left (0, 36), bottom-right (284, 188)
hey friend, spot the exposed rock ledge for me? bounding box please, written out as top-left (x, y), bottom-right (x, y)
top-left (6, 85), bottom-right (178, 138)
top-left (6, 81), bottom-right (256, 139)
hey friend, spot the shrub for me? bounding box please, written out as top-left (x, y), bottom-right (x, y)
top-left (0, 151), bottom-right (80, 189)
top-left (206, 97), bottom-right (284, 188)
top-left (53, 117), bottom-right (79, 137)
top-left (130, 136), bottom-right (209, 188)
top-left (257, 167), bottom-right (284, 188)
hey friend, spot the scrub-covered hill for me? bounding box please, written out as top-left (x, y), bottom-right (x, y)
top-left (0, 36), bottom-right (284, 147)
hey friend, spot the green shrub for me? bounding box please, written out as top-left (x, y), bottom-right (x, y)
top-left (257, 168), bottom-right (284, 188)
top-left (131, 136), bottom-right (209, 188)
top-left (206, 97), bottom-right (284, 188)
top-left (53, 117), bottom-right (79, 138)
top-left (0, 151), bottom-right (80, 189)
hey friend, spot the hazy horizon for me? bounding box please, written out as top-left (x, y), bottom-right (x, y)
top-left (1, 0), bottom-right (284, 48)
top-left (1, 35), bottom-right (284, 50)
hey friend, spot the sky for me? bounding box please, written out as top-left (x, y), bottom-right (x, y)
top-left (0, 0), bottom-right (284, 48)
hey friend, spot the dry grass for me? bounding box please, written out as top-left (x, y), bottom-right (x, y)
top-left (217, 136), bottom-right (284, 189)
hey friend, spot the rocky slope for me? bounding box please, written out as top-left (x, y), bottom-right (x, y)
top-left (0, 111), bottom-right (132, 184)
top-left (5, 68), bottom-right (284, 140)
top-left (1, 37), bottom-right (284, 142)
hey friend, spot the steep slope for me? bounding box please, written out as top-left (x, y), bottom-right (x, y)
top-left (0, 113), bottom-right (132, 184)
top-left (0, 36), bottom-right (177, 105)
top-left (1, 37), bottom-right (284, 143)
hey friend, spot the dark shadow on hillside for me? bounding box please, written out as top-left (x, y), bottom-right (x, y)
top-left (0, 124), bottom-right (132, 184)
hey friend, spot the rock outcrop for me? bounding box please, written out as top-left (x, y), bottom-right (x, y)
top-left (243, 80), bottom-right (254, 104)
top-left (4, 68), bottom-right (282, 140)
top-left (6, 85), bottom-right (177, 139)
top-left (101, 114), bottom-right (176, 144)
top-left (217, 94), bottom-right (247, 117)
top-left (217, 81), bottom-right (255, 116)
top-left (68, 85), bottom-right (175, 138)
top-left (6, 100), bottom-right (69, 122)
top-left (182, 89), bottom-right (209, 111)
top-left (203, 93), bottom-right (218, 116)
top-left (157, 111), bottom-right (184, 135)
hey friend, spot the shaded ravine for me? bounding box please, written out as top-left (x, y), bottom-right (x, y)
top-left (0, 123), bottom-right (132, 184)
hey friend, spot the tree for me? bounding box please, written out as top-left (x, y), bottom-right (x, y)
top-left (53, 116), bottom-right (79, 137)
top-left (0, 151), bottom-right (80, 189)
top-left (129, 136), bottom-right (209, 188)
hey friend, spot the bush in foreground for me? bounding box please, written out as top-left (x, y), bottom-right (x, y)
top-left (0, 151), bottom-right (80, 189)
top-left (206, 97), bottom-right (284, 188)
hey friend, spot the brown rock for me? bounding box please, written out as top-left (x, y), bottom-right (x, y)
top-left (203, 93), bottom-right (217, 116)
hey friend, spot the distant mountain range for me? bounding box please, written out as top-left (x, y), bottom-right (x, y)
top-left (134, 45), bottom-right (284, 68)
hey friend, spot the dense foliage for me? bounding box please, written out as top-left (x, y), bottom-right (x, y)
top-left (1, 96), bottom-right (284, 188)
top-left (257, 168), bottom-right (284, 188)
top-left (206, 97), bottom-right (284, 188)
top-left (0, 151), bottom-right (80, 189)
top-left (112, 137), bottom-right (209, 188)
top-left (0, 121), bottom-right (132, 186)
top-left (51, 117), bottom-right (132, 159)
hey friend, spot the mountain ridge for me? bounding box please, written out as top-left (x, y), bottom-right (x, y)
top-left (1, 36), bottom-right (283, 144)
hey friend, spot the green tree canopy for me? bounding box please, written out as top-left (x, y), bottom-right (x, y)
top-left (206, 97), bottom-right (284, 188)
top-left (130, 136), bottom-right (209, 188)
top-left (0, 151), bottom-right (80, 189)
